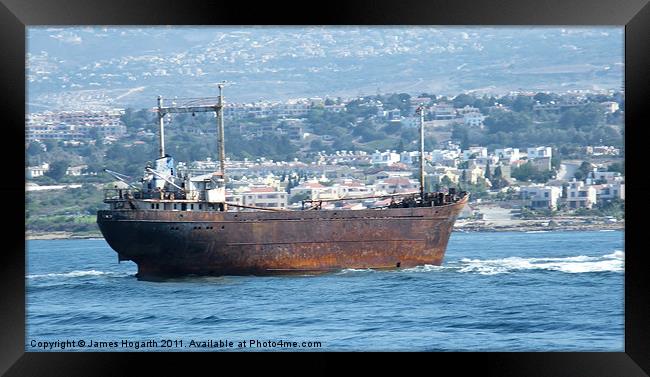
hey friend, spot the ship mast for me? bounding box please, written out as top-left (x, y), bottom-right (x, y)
top-left (156, 82), bottom-right (228, 179)
top-left (217, 83), bottom-right (226, 179)
top-left (157, 96), bottom-right (165, 158)
top-left (417, 105), bottom-right (426, 201)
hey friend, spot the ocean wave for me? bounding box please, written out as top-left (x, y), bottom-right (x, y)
top-left (27, 270), bottom-right (131, 279)
top-left (456, 251), bottom-right (624, 275)
top-left (399, 264), bottom-right (448, 273)
top-left (335, 268), bottom-right (375, 275)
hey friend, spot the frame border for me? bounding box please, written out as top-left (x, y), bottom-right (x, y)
top-left (4, 0), bottom-right (649, 375)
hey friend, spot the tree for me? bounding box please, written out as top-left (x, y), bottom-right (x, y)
top-left (559, 109), bottom-right (580, 129)
top-left (512, 95), bottom-right (534, 112)
top-left (310, 139), bottom-right (325, 151)
top-left (452, 94), bottom-right (475, 109)
top-left (551, 148), bottom-right (561, 171)
top-left (484, 111), bottom-right (532, 134)
top-left (560, 104), bottom-right (605, 130)
top-left (484, 160), bottom-right (492, 180)
top-left (44, 159), bottom-right (70, 181)
top-left (511, 161), bottom-right (554, 183)
top-left (534, 92), bottom-right (554, 104)
top-left (451, 125), bottom-right (471, 150)
top-left (575, 103), bottom-right (605, 129)
top-left (43, 140), bottom-right (59, 153)
top-left (395, 140), bottom-right (405, 153)
top-left (574, 161), bottom-right (593, 180)
top-left (27, 141), bottom-right (45, 157)
top-left (491, 165), bottom-right (508, 189)
top-left (608, 162), bottom-right (624, 175)
top-left (289, 192), bottom-right (311, 204)
top-left (440, 176), bottom-right (454, 188)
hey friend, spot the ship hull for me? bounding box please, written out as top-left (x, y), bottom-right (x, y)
top-left (97, 196), bottom-right (467, 280)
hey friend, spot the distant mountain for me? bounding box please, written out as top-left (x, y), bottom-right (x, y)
top-left (26, 26), bottom-right (623, 111)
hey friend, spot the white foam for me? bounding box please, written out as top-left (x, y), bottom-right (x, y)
top-left (456, 251), bottom-right (624, 275)
top-left (604, 250), bottom-right (625, 260)
top-left (335, 268), bottom-right (375, 275)
top-left (400, 264), bottom-right (447, 273)
top-left (27, 270), bottom-right (121, 279)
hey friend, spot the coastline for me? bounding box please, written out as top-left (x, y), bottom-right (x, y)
top-left (453, 220), bottom-right (624, 233)
top-left (26, 231), bottom-right (104, 240)
top-left (26, 220), bottom-right (623, 240)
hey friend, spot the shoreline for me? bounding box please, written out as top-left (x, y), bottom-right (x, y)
top-left (26, 222), bottom-right (623, 240)
top-left (453, 223), bottom-right (624, 233)
top-left (26, 232), bottom-right (104, 240)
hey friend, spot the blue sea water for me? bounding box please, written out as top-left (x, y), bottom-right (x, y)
top-left (26, 230), bottom-right (624, 352)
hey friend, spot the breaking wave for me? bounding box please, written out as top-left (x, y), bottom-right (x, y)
top-left (335, 251), bottom-right (624, 276)
top-left (456, 251), bottom-right (624, 275)
top-left (336, 268), bottom-right (376, 275)
top-left (27, 270), bottom-right (130, 279)
top-left (400, 264), bottom-right (448, 273)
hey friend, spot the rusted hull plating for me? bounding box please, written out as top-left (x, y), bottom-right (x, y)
top-left (97, 196), bottom-right (468, 280)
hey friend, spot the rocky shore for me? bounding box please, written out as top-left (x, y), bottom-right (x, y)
top-left (453, 219), bottom-right (624, 232)
top-left (27, 231), bottom-right (103, 240)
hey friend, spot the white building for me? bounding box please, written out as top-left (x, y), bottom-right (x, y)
top-left (428, 166), bottom-right (460, 184)
top-left (566, 180), bottom-right (597, 209)
top-left (290, 181), bottom-right (338, 200)
top-left (520, 185), bottom-right (562, 209)
top-left (27, 110), bottom-right (127, 142)
top-left (367, 170), bottom-right (413, 184)
top-left (333, 179), bottom-right (373, 198)
top-left (240, 186), bottom-right (288, 209)
top-left (374, 177), bottom-right (419, 194)
top-left (399, 151), bottom-right (424, 165)
top-left (430, 103), bottom-right (456, 120)
top-left (527, 146), bottom-right (553, 159)
top-left (457, 106), bottom-right (485, 127)
top-left (26, 162), bottom-right (49, 179)
top-left (463, 112), bottom-right (485, 127)
top-left (586, 146), bottom-right (620, 156)
top-left (431, 149), bottom-right (460, 163)
top-left (462, 147), bottom-right (488, 160)
top-left (371, 150), bottom-right (401, 166)
top-left (386, 109), bottom-right (402, 120)
top-left (594, 182), bottom-right (625, 202)
top-left (66, 164), bottom-right (88, 176)
top-left (600, 101), bottom-right (620, 113)
top-left (587, 170), bottom-right (623, 184)
top-left (494, 148), bottom-right (520, 163)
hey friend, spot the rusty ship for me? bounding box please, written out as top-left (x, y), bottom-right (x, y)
top-left (97, 85), bottom-right (468, 280)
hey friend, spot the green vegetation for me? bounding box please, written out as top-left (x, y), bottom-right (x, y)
top-left (573, 199), bottom-right (625, 220)
top-left (511, 161), bottom-right (555, 183)
top-left (573, 161), bottom-right (594, 180)
top-left (26, 184), bottom-right (104, 234)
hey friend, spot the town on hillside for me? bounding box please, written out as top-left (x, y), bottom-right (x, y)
top-left (25, 90), bottom-right (624, 237)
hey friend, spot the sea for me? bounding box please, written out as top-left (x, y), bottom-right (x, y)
top-left (26, 230), bottom-right (624, 352)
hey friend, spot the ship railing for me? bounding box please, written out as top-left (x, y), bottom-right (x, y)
top-left (145, 190), bottom-right (202, 201)
top-left (104, 188), bottom-right (206, 201)
top-left (104, 188), bottom-right (143, 201)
